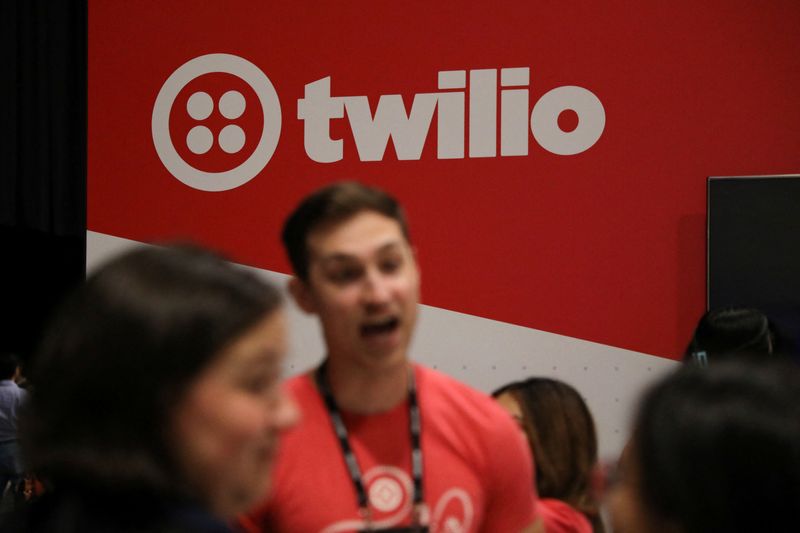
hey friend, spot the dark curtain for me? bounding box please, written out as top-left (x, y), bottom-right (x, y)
top-left (0, 0), bottom-right (87, 360)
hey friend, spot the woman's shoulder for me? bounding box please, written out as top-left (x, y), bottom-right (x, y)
top-left (538, 498), bottom-right (594, 533)
top-left (1, 488), bottom-right (232, 533)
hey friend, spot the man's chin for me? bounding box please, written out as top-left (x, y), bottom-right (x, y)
top-left (360, 341), bottom-right (409, 368)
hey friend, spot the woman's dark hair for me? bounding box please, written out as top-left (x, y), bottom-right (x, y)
top-left (492, 378), bottom-right (603, 532)
top-left (684, 307), bottom-right (773, 364)
top-left (281, 181), bottom-right (410, 281)
top-left (21, 244), bottom-right (282, 496)
top-left (633, 358), bottom-right (800, 533)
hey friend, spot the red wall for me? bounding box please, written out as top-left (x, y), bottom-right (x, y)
top-left (88, 1), bottom-right (800, 358)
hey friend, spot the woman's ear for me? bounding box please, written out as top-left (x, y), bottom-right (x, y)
top-left (288, 277), bottom-right (317, 314)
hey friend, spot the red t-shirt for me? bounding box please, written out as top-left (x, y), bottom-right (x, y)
top-left (241, 365), bottom-right (537, 532)
top-left (538, 498), bottom-right (592, 533)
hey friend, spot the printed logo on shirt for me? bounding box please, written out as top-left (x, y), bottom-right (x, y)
top-left (320, 466), bottom-right (474, 533)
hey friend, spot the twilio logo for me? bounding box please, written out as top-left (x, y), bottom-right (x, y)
top-left (299, 68), bottom-right (606, 162)
top-left (153, 55), bottom-right (605, 191)
top-left (152, 54), bottom-right (281, 192)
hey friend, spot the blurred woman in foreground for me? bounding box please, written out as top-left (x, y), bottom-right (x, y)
top-left (3, 245), bottom-right (298, 532)
top-left (607, 358), bottom-right (800, 533)
top-left (494, 378), bottom-right (604, 532)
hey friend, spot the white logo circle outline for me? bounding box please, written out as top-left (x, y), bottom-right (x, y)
top-left (152, 53), bottom-right (281, 192)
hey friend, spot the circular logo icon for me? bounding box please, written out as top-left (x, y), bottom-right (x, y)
top-left (152, 54), bottom-right (281, 192)
top-left (368, 477), bottom-right (405, 513)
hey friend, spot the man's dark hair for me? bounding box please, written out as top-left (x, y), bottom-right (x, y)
top-left (281, 181), bottom-right (410, 281)
top-left (21, 244), bottom-right (282, 498)
top-left (0, 352), bottom-right (20, 380)
top-left (632, 357), bottom-right (800, 533)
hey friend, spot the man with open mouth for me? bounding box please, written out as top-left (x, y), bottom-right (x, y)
top-left (240, 181), bottom-right (542, 533)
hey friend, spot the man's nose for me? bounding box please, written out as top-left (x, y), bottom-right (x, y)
top-left (361, 269), bottom-right (391, 306)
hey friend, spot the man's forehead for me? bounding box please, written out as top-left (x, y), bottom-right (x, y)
top-left (314, 242), bottom-right (406, 267)
top-left (306, 211), bottom-right (409, 260)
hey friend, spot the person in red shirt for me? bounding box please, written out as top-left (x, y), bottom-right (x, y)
top-left (241, 181), bottom-right (542, 533)
top-left (494, 378), bottom-right (604, 533)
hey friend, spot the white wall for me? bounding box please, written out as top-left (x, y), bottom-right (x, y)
top-left (87, 230), bottom-right (678, 459)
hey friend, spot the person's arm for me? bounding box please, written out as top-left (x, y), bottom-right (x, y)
top-left (480, 403), bottom-right (541, 532)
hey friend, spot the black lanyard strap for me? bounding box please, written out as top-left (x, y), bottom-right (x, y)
top-left (315, 360), bottom-right (425, 527)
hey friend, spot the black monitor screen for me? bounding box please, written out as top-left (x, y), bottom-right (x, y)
top-left (707, 175), bottom-right (800, 355)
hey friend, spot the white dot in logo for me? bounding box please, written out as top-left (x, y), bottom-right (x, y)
top-left (369, 477), bottom-right (403, 513)
top-left (186, 126), bottom-right (213, 154)
top-left (219, 124), bottom-right (246, 154)
top-left (219, 90), bottom-right (246, 120)
top-left (186, 92), bottom-right (214, 121)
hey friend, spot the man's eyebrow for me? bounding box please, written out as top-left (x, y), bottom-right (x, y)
top-left (315, 240), bottom-right (405, 264)
top-left (376, 241), bottom-right (404, 254)
top-left (316, 253), bottom-right (358, 266)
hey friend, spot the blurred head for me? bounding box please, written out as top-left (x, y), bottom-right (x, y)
top-left (684, 307), bottom-right (773, 365)
top-left (23, 244), bottom-right (298, 518)
top-left (281, 181), bottom-right (411, 282)
top-left (493, 378), bottom-right (600, 522)
top-left (608, 358), bottom-right (800, 533)
top-left (284, 182), bottom-right (419, 371)
top-left (0, 352), bottom-right (21, 380)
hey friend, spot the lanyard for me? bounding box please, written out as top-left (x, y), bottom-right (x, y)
top-left (315, 360), bottom-right (425, 528)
